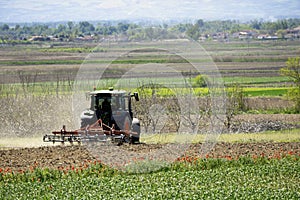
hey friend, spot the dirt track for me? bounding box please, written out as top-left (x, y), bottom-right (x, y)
top-left (1, 142), bottom-right (299, 172)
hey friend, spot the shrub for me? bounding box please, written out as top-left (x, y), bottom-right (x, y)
top-left (193, 74), bottom-right (207, 87)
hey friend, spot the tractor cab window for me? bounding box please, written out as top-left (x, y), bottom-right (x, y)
top-left (101, 97), bottom-right (111, 112)
top-left (117, 94), bottom-right (126, 110)
top-left (91, 94), bottom-right (111, 111)
top-left (91, 93), bottom-right (126, 112)
top-left (124, 97), bottom-right (129, 111)
top-left (95, 95), bottom-right (112, 112)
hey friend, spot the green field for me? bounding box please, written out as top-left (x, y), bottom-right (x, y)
top-left (222, 76), bottom-right (290, 85)
top-left (1, 155), bottom-right (299, 199)
top-left (0, 76), bottom-right (291, 97)
top-left (242, 87), bottom-right (289, 97)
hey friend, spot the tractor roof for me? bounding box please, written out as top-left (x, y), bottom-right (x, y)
top-left (89, 89), bottom-right (127, 95)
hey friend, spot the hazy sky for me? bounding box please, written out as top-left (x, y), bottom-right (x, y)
top-left (1, 0), bottom-right (300, 23)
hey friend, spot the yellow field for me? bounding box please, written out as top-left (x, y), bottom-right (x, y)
top-left (141, 129), bottom-right (300, 144)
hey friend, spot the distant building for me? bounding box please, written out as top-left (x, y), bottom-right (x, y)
top-left (75, 35), bottom-right (94, 42)
top-left (286, 26), bottom-right (300, 39)
top-left (238, 31), bottom-right (256, 39)
top-left (257, 34), bottom-right (278, 40)
top-left (29, 36), bottom-right (50, 41)
top-left (231, 30), bottom-right (257, 40)
top-left (257, 34), bottom-right (267, 40)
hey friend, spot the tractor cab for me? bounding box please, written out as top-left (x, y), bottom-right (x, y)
top-left (44, 88), bottom-right (140, 145)
top-left (80, 88), bottom-right (140, 141)
top-left (90, 90), bottom-right (128, 127)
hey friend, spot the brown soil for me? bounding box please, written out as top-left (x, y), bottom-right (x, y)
top-left (1, 142), bottom-right (299, 172)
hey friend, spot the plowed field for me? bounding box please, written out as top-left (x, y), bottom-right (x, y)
top-left (1, 142), bottom-right (299, 172)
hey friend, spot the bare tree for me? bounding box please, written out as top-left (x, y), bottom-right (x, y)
top-left (224, 83), bottom-right (245, 132)
top-left (17, 70), bottom-right (39, 96)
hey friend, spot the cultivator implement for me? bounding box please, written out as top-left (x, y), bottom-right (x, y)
top-left (43, 119), bottom-right (139, 145)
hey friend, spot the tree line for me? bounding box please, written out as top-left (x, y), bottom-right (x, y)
top-left (1, 18), bottom-right (300, 42)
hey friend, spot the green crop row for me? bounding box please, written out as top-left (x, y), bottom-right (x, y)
top-left (41, 47), bottom-right (106, 53)
top-left (223, 76), bottom-right (290, 85)
top-left (0, 60), bottom-right (83, 66)
top-left (213, 56), bottom-right (289, 63)
top-left (0, 155), bottom-right (299, 199)
top-left (138, 87), bottom-right (289, 97)
top-left (0, 81), bottom-right (290, 98)
top-left (243, 87), bottom-right (289, 97)
top-left (0, 58), bottom-right (186, 66)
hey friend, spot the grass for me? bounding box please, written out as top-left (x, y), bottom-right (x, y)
top-left (129, 85), bottom-right (289, 97)
top-left (0, 129), bottom-right (299, 149)
top-left (243, 87), bottom-right (289, 97)
top-left (213, 56), bottom-right (289, 62)
top-left (223, 76), bottom-right (290, 85)
top-left (40, 46), bottom-right (106, 53)
top-left (217, 129), bottom-right (300, 143)
top-left (145, 86), bottom-right (289, 97)
top-left (0, 60), bottom-right (83, 66)
top-left (141, 129), bottom-right (300, 144)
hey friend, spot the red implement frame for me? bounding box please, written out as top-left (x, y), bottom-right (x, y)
top-left (43, 119), bottom-right (139, 145)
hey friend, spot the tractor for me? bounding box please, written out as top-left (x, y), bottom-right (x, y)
top-left (43, 88), bottom-right (141, 145)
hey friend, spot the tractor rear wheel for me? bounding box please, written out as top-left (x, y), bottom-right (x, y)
top-left (131, 118), bottom-right (140, 144)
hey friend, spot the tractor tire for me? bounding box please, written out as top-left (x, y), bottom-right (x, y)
top-left (80, 119), bottom-right (92, 128)
top-left (130, 135), bottom-right (140, 144)
top-left (80, 120), bottom-right (87, 128)
top-left (131, 118), bottom-right (140, 144)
